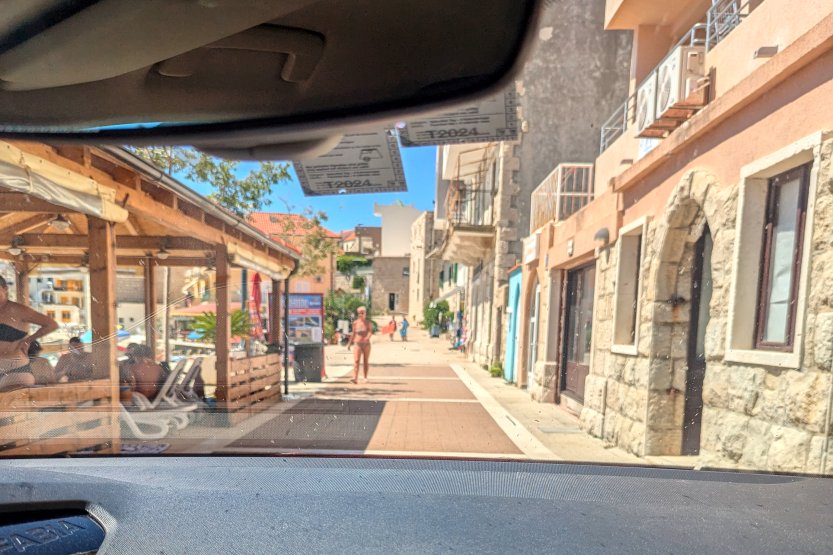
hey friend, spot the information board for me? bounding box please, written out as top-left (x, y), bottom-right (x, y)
top-left (398, 89), bottom-right (519, 147)
top-left (285, 293), bottom-right (324, 344)
top-left (293, 129), bottom-right (407, 196)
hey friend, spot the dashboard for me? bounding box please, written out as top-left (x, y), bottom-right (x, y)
top-left (0, 456), bottom-right (831, 554)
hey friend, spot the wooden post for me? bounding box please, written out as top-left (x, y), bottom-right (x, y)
top-left (143, 257), bottom-right (157, 356)
top-left (14, 261), bottom-right (30, 305)
top-left (87, 217), bottom-right (120, 454)
top-left (215, 245), bottom-right (231, 409)
top-left (270, 278), bottom-right (281, 344)
top-left (283, 275), bottom-right (290, 395)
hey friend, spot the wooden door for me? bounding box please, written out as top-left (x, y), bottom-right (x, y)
top-left (683, 227), bottom-right (713, 455)
top-left (561, 264), bottom-right (595, 402)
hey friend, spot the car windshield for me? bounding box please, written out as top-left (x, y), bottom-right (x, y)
top-left (2, 0), bottom-right (833, 477)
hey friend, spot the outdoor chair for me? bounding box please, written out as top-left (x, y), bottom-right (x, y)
top-left (172, 357), bottom-right (206, 406)
top-left (119, 404), bottom-right (172, 440)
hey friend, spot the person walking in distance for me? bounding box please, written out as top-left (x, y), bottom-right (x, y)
top-left (399, 316), bottom-right (409, 342)
top-left (348, 306), bottom-right (373, 384)
top-left (387, 316), bottom-right (396, 341)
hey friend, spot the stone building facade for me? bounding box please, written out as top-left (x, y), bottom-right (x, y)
top-left (432, 0), bottom-right (632, 369)
top-left (369, 256), bottom-right (410, 316)
top-left (518, 0), bottom-right (833, 473)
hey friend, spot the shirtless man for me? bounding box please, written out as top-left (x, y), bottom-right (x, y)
top-left (348, 306), bottom-right (373, 384)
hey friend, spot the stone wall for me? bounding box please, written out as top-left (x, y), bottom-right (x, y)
top-left (581, 139), bottom-right (833, 473)
top-left (369, 256), bottom-right (410, 316)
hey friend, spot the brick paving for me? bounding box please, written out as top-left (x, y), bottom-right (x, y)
top-left (166, 322), bottom-right (692, 467)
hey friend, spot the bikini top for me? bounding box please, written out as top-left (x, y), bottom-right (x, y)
top-left (0, 323), bottom-right (26, 342)
top-left (353, 320), bottom-right (370, 339)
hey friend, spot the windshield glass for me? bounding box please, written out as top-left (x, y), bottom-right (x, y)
top-left (2, 0), bottom-right (833, 477)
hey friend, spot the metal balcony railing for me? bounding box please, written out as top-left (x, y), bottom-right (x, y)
top-left (597, 0), bottom-right (760, 156)
top-left (447, 185), bottom-right (495, 227)
top-left (599, 94), bottom-right (637, 153)
top-left (706, 0), bottom-right (752, 50)
top-left (530, 163), bottom-right (594, 231)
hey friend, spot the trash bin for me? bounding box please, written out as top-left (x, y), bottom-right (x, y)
top-left (293, 342), bottom-right (324, 383)
top-left (430, 325), bottom-right (441, 338)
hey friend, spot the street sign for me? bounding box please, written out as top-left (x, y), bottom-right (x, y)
top-left (398, 89), bottom-right (519, 147)
top-left (293, 129), bottom-right (407, 196)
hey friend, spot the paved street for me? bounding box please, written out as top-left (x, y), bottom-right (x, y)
top-left (168, 324), bottom-right (694, 467)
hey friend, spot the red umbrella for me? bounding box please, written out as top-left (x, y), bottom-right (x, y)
top-left (251, 272), bottom-right (264, 340)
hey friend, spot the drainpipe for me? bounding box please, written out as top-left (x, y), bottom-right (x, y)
top-left (820, 328), bottom-right (833, 474)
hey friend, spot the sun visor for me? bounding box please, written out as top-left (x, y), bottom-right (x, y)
top-left (0, 141), bottom-right (128, 222)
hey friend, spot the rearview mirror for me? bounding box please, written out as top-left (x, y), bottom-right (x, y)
top-left (0, 0), bottom-right (541, 157)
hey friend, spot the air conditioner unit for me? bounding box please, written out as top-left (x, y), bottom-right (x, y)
top-left (635, 72), bottom-right (657, 136)
top-left (655, 45), bottom-right (706, 119)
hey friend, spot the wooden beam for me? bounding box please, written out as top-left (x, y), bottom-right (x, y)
top-left (2, 214), bottom-right (54, 236)
top-left (7, 142), bottom-right (298, 270)
top-left (215, 244), bottom-right (231, 408)
top-left (0, 193), bottom-right (67, 213)
top-left (143, 257), bottom-right (158, 358)
top-left (87, 216), bottom-right (120, 454)
top-left (14, 261), bottom-right (30, 305)
top-left (0, 253), bottom-right (213, 267)
top-left (0, 234), bottom-right (211, 250)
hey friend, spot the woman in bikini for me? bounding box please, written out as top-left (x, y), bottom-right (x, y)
top-left (0, 275), bottom-right (59, 391)
top-left (348, 306), bottom-right (372, 384)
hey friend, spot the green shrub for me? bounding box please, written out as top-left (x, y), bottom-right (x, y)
top-left (351, 275), bottom-right (366, 290)
top-left (422, 300), bottom-right (452, 329)
top-left (489, 362), bottom-right (504, 378)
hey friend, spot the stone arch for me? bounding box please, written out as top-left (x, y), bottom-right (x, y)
top-left (641, 169), bottom-right (733, 456)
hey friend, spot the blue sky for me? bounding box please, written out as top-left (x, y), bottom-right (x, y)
top-left (183, 145), bottom-right (437, 233)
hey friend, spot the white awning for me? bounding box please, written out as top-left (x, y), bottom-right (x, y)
top-left (0, 141), bottom-right (128, 222)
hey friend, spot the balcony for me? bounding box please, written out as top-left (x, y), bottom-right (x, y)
top-left (600, 1), bottom-right (760, 155)
top-left (435, 185), bottom-right (495, 265)
top-left (530, 164), bottom-right (595, 232)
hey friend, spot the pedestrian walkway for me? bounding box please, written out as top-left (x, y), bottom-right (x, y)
top-left (168, 322), bottom-right (694, 468)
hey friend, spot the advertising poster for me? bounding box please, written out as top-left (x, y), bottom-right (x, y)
top-left (286, 293), bottom-right (323, 344)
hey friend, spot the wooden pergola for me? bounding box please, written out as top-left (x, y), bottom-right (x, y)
top-left (0, 141), bottom-right (299, 455)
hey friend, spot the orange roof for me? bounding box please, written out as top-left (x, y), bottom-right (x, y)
top-left (249, 212), bottom-right (340, 248)
top-left (341, 230), bottom-right (357, 241)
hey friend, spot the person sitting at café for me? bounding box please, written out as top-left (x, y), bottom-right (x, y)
top-left (27, 340), bottom-right (57, 385)
top-left (129, 344), bottom-right (164, 400)
top-left (55, 336), bottom-right (94, 382)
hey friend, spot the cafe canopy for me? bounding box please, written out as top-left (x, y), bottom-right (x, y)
top-left (0, 141), bottom-right (300, 455)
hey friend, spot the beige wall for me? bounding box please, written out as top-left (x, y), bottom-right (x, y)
top-left (373, 203), bottom-right (422, 257)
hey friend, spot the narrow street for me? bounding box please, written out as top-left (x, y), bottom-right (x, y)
top-left (171, 324), bottom-right (693, 467)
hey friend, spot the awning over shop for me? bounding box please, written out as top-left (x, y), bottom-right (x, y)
top-left (432, 286), bottom-right (463, 304)
top-left (0, 141), bottom-right (128, 222)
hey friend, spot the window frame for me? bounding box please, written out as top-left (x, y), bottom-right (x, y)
top-left (726, 131), bottom-right (827, 369)
top-left (753, 163), bottom-right (810, 351)
top-left (611, 217), bottom-right (648, 356)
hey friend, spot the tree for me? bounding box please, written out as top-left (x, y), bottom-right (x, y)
top-left (422, 300), bottom-right (452, 330)
top-left (351, 275), bottom-right (366, 290)
top-left (191, 310), bottom-right (251, 343)
top-left (337, 255), bottom-right (371, 276)
top-left (325, 291), bottom-right (370, 326)
top-left (128, 146), bottom-right (291, 217)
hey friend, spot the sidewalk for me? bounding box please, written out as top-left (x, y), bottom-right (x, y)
top-left (402, 324), bottom-right (696, 467)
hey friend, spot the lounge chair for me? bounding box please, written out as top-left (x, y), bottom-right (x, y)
top-left (172, 357), bottom-right (206, 406)
top-left (119, 404), bottom-right (171, 440)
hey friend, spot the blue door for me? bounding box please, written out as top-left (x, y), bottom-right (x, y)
top-left (504, 269), bottom-right (522, 383)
